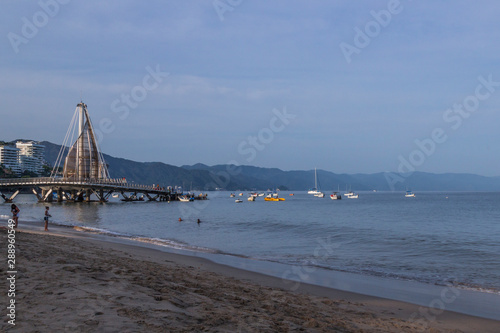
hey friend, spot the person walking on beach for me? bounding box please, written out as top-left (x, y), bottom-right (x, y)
top-left (44, 206), bottom-right (51, 231)
top-left (11, 204), bottom-right (20, 228)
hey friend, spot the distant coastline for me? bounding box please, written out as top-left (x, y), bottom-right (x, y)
top-left (3, 139), bottom-right (500, 191)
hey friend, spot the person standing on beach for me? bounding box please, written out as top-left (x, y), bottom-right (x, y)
top-left (11, 204), bottom-right (20, 228)
top-left (44, 206), bottom-right (51, 231)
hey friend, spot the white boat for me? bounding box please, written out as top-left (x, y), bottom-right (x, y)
top-left (348, 193), bottom-right (359, 199)
top-left (405, 190), bottom-right (415, 197)
top-left (258, 192), bottom-right (265, 197)
top-left (308, 168), bottom-right (322, 195)
top-left (178, 195), bottom-right (193, 202)
top-left (239, 193), bottom-right (244, 196)
top-left (314, 192), bottom-right (325, 198)
top-left (230, 193), bottom-right (235, 197)
top-left (112, 193), bottom-right (119, 198)
top-left (235, 199), bottom-right (243, 203)
top-left (247, 196), bottom-right (255, 201)
top-left (330, 192), bottom-right (341, 200)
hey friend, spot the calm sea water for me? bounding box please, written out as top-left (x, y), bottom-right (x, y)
top-left (3, 191), bottom-right (500, 295)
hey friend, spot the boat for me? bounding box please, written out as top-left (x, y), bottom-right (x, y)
top-left (258, 192), bottom-right (265, 197)
top-left (405, 190), bottom-right (415, 197)
top-left (330, 192), bottom-right (341, 200)
top-left (314, 192), bottom-right (325, 198)
top-left (348, 193), bottom-right (359, 199)
top-left (235, 199), bottom-right (243, 203)
top-left (112, 193), bottom-right (119, 198)
top-left (239, 193), bottom-right (243, 196)
top-left (308, 168), bottom-right (322, 195)
top-left (265, 191), bottom-right (279, 198)
top-left (230, 193), bottom-right (235, 198)
top-left (264, 197), bottom-right (285, 202)
top-left (247, 196), bottom-right (255, 201)
top-left (179, 195), bottom-right (194, 202)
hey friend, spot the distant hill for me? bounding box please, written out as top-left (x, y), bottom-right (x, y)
top-left (34, 141), bottom-right (500, 191)
top-left (182, 164), bottom-right (500, 191)
top-left (41, 141), bottom-right (242, 191)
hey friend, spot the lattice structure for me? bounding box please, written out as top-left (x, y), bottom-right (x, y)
top-left (51, 102), bottom-right (110, 180)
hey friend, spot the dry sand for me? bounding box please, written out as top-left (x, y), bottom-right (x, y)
top-left (1, 226), bottom-right (499, 332)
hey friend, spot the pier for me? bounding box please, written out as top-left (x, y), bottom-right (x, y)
top-left (0, 101), bottom-right (198, 203)
top-left (0, 177), bottom-right (177, 203)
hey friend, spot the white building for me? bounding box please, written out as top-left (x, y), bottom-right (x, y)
top-left (0, 141), bottom-right (45, 175)
top-left (16, 141), bottom-right (45, 175)
top-left (0, 145), bottom-right (22, 174)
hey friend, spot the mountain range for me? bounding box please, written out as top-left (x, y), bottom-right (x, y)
top-left (38, 141), bottom-right (500, 192)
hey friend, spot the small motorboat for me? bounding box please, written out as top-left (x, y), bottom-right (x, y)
top-left (235, 199), bottom-right (243, 203)
top-left (405, 190), bottom-right (415, 197)
top-left (247, 196), bottom-right (255, 201)
top-left (330, 192), bottom-right (341, 200)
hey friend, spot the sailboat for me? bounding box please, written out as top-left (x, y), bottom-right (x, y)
top-left (308, 168), bottom-right (323, 195)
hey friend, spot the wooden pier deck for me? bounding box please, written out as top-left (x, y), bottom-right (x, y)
top-left (0, 177), bottom-right (192, 203)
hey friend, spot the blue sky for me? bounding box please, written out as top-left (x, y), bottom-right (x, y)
top-left (1, 1), bottom-right (499, 176)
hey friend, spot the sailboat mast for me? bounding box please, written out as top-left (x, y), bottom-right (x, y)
top-left (314, 168), bottom-right (318, 189)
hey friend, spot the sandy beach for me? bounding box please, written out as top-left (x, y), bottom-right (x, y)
top-left (1, 225), bottom-right (499, 332)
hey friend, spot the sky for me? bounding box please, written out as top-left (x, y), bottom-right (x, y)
top-left (1, 0), bottom-right (499, 176)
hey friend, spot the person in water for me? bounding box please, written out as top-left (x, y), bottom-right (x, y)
top-left (178, 217), bottom-right (183, 222)
top-left (11, 204), bottom-right (20, 228)
top-left (197, 219), bottom-right (201, 224)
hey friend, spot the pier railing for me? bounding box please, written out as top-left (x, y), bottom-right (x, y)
top-left (0, 177), bottom-right (167, 192)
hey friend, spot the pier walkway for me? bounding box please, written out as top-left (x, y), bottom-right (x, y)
top-left (0, 177), bottom-right (178, 203)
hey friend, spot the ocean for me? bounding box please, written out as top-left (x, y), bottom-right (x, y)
top-left (3, 191), bottom-right (500, 311)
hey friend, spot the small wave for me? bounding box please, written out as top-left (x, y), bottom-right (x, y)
top-left (252, 255), bottom-right (500, 296)
top-left (70, 225), bottom-right (222, 255)
top-left (73, 226), bottom-right (127, 237)
top-left (128, 236), bottom-right (222, 254)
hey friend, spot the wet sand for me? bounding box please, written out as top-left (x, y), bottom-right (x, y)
top-left (1, 225), bottom-right (499, 332)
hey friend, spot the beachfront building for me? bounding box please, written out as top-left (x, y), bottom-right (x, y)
top-left (0, 145), bottom-right (22, 174)
top-left (16, 141), bottom-right (45, 174)
top-left (0, 141), bottom-right (45, 175)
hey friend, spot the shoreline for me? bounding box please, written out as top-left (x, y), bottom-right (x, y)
top-left (7, 219), bottom-right (500, 321)
top-left (1, 223), bottom-right (499, 332)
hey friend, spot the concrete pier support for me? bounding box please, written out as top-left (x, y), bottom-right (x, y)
top-left (57, 188), bottom-right (63, 202)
